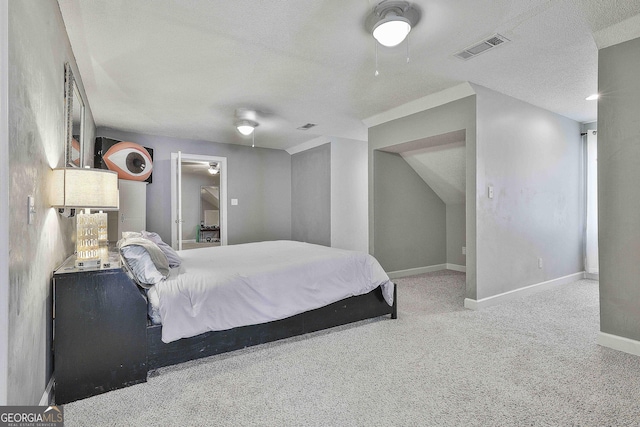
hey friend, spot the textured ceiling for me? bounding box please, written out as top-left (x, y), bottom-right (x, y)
top-left (57, 0), bottom-right (640, 151)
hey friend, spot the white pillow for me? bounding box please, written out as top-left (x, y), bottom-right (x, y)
top-left (121, 245), bottom-right (165, 287)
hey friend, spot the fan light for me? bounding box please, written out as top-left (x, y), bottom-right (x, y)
top-left (586, 94), bottom-right (599, 101)
top-left (366, 1), bottom-right (421, 48)
top-left (236, 120), bottom-right (258, 136)
top-left (373, 15), bottom-right (411, 47)
top-left (208, 163), bottom-right (219, 175)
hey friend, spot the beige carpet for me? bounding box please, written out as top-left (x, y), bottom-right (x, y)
top-left (63, 270), bottom-right (640, 426)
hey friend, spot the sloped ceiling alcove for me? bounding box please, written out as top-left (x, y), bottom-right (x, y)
top-left (381, 130), bottom-right (466, 205)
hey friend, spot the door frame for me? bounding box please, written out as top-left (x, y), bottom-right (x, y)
top-left (171, 152), bottom-right (228, 248)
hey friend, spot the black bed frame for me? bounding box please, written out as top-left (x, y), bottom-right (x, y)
top-left (147, 283), bottom-right (397, 370)
top-left (53, 258), bottom-right (397, 404)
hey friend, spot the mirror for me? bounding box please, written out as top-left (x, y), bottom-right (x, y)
top-left (65, 63), bottom-right (85, 167)
top-left (200, 185), bottom-right (220, 243)
top-left (200, 185), bottom-right (220, 226)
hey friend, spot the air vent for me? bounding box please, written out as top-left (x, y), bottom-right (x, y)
top-left (297, 123), bottom-right (317, 131)
top-left (454, 33), bottom-right (510, 60)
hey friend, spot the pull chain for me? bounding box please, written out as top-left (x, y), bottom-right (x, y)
top-left (375, 41), bottom-right (379, 76)
top-left (406, 33), bottom-right (410, 63)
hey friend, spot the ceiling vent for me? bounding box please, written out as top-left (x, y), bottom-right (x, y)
top-left (454, 34), bottom-right (510, 60)
top-left (297, 123), bottom-right (317, 131)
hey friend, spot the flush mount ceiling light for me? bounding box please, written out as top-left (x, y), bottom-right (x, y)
top-left (208, 162), bottom-right (219, 175)
top-left (365, 1), bottom-right (421, 48)
top-left (586, 94), bottom-right (599, 101)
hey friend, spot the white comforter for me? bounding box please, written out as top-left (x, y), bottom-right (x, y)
top-left (153, 240), bottom-right (393, 343)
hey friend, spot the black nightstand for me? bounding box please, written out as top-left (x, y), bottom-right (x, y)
top-left (53, 254), bottom-right (148, 404)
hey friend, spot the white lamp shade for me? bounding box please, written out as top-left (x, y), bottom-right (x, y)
top-left (51, 168), bottom-right (119, 209)
top-left (373, 18), bottom-right (411, 47)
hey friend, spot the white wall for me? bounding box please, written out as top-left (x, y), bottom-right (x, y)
top-left (473, 84), bottom-right (584, 300)
top-left (330, 137), bottom-right (368, 252)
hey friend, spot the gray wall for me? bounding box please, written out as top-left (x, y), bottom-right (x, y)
top-left (1, 0), bottom-right (8, 405)
top-left (473, 84), bottom-right (583, 300)
top-left (598, 36), bottom-right (640, 342)
top-left (369, 96), bottom-right (477, 297)
top-left (97, 128), bottom-right (291, 245)
top-left (330, 138), bottom-right (369, 252)
top-left (291, 143), bottom-right (331, 246)
top-left (446, 203), bottom-right (466, 266)
top-left (373, 151), bottom-right (446, 271)
top-left (7, 0), bottom-right (96, 404)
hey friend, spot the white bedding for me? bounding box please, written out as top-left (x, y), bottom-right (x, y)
top-left (152, 240), bottom-right (393, 343)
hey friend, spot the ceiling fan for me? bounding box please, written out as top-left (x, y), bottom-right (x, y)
top-left (233, 107), bottom-right (295, 146)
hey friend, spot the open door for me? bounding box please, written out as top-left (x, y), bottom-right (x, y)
top-left (171, 152), bottom-right (228, 250)
top-left (171, 151), bottom-right (184, 250)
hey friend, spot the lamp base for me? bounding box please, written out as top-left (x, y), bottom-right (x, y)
top-left (75, 258), bottom-right (101, 269)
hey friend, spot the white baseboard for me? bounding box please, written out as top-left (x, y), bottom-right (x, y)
top-left (387, 264), bottom-right (447, 279)
top-left (446, 263), bottom-right (466, 273)
top-left (597, 332), bottom-right (640, 357)
top-left (464, 271), bottom-right (586, 310)
top-left (585, 272), bottom-right (599, 280)
top-left (39, 376), bottom-right (54, 406)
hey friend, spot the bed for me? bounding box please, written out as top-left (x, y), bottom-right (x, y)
top-left (120, 236), bottom-right (397, 370)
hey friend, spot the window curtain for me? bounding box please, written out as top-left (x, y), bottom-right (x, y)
top-left (585, 130), bottom-right (598, 275)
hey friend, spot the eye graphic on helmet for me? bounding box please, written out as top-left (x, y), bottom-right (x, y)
top-left (103, 141), bottom-right (153, 181)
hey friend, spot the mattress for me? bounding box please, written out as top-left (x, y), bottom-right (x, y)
top-left (150, 240), bottom-right (393, 343)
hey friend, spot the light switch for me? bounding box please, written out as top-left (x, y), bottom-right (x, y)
top-left (488, 185), bottom-right (494, 199)
top-left (231, 198), bottom-right (238, 206)
top-left (28, 195), bottom-right (35, 225)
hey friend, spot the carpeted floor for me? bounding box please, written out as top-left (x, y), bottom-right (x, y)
top-left (63, 270), bottom-right (640, 426)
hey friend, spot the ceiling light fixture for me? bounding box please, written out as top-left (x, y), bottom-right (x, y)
top-left (373, 14), bottom-right (411, 47)
top-left (366, 1), bottom-right (421, 47)
top-left (365, 1), bottom-right (421, 75)
top-left (234, 109), bottom-right (261, 147)
top-left (208, 163), bottom-right (219, 175)
top-left (236, 119), bottom-right (258, 136)
top-left (586, 94), bottom-right (599, 101)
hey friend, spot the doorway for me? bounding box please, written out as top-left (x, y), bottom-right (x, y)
top-left (171, 152), bottom-right (228, 250)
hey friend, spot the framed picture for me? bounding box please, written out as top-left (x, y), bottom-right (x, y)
top-left (64, 63), bottom-right (85, 167)
top-left (95, 137), bottom-right (154, 183)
